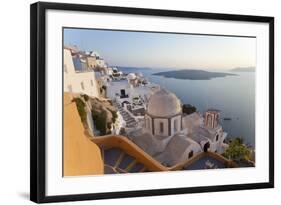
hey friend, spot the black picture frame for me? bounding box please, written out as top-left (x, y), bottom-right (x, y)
top-left (30, 1), bottom-right (274, 203)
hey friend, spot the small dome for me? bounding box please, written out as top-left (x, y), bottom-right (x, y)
top-left (147, 89), bottom-right (182, 117)
top-left (127, 73), bottom-right (136, 80)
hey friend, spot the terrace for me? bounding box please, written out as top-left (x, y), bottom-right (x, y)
top-left (102, 148), bottom-right (147, 174)
top-left (114, 101), bottom-right (138, 128)
top-left (183, 156), bottom-right (226, 170)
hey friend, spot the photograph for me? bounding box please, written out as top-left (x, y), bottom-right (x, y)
top-left (63, 28), bottom-right (256, 176)
top-left (29, 2), bottom-right (274, 202)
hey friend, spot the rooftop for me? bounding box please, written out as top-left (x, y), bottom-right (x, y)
top-left (183, 155), bottom-right (227, 170)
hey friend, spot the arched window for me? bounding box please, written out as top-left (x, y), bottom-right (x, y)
top-left (80, 82), bottom-right (85, 90)
top-left (216, 134), bottom-right (219, 141)
top-left (174, 119), bottom-right (177, 132)
top-left (159, 122), bottom-right (164, 134)
top-left (207, 114), bottom-right (212, 128)
top-left (204, 142), bottom-right (210, 152)
top-left (214, 114), bottom-right (219, 127)
top-left (188, 150), bottom-right (194, 158)
top-left (147, 118), bottom-right (150, 130)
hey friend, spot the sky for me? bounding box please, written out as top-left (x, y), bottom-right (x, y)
top-left (64, 28), bottom-right (256, 70)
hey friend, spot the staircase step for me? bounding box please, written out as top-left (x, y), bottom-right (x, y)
top-left (125, 160), bottom-right (137, 172)
top-left (103, 148), bottom-right (122, 166)
top-left (114, 152), bottom-right (125, 168)
top-left (130, 163), bottom-right (145, 173)
top-left (139, 166), bottom-right (146, 172)
top-left (118, 154), bottom-right (135, 170)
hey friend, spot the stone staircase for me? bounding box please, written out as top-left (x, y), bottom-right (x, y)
top-left (102, 148), bottom-right (148, 174)
top-left (114, 102), bottom-right (138, 128)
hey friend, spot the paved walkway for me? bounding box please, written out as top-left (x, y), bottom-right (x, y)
top-left (114, 102), bottom-right (138, 128)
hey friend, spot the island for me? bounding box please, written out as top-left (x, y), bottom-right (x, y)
top-left (153, 69), bottom-right (237, 80)
top-left (230, 67), bottom-right (255, 72)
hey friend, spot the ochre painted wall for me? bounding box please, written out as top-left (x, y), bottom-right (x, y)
top-left (63, 93), bottom-right (104, 176)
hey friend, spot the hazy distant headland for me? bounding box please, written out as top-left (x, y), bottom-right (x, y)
top-left (116, 66), bottom-right (153, 70)
top-left (153, 69), bottom-right (237, 80)
top-left (230, 67), bottom-right (255, 72)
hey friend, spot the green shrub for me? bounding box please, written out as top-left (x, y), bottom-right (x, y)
top-left (110, 110), bottom-right (118, 123)
top-left (182, 104), bottom-right (197, 115)
top-left (72, 98), bottom-right (87, 123)
top-left (223, 137), bottom-right (251, 161)
top-left (82, 94), bottom-right (89, 102)
top-left (92, 110), bottom-right (107, 135)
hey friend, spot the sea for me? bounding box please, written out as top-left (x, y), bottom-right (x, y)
top-left (118, 67), bottom-right (255, 148)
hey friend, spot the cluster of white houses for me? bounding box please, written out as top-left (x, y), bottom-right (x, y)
top-left (129, 88), bottom-right (228, 166)
top-left (64, 45), bottom-right (229, 168)
top-left (64, 46), bottom-right (101, 98)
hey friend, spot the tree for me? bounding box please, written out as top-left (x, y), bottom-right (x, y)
top-left (182, 104), bottom-right (197, 115)
top-left (223, 138), bottom-right (251, 161)
top-left (110, 110), bottom-right (118, 123)
top-left (92, 109), bottom-right (108, 135)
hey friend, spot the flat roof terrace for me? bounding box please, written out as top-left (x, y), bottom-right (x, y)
top-left (183, 155), bottom-right (227, 170)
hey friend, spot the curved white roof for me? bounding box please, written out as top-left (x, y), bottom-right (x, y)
top-left (147, 89), bottom-right (182, 117)
top-left (155, 133), bottom-right (201, 166)
top-left (127, 73), bottom-right (137, 80)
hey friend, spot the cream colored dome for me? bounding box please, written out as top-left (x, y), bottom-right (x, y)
top-left (147, 89), bottom-right (182, 117)
top-left (127, 73), bottom-right (136, 80)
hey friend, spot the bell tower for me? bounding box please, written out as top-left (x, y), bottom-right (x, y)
top-left (204, 109), bottom-right (220, 129)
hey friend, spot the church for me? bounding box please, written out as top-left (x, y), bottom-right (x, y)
top-left (130, 88), bottom-right (228, 167)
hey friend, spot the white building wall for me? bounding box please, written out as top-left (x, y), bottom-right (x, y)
top-left (180, 142), bottom-right (202, 162)
top-left (64, 49), bottom-right (100, 98)
top-left (106, 82), bottom-right (131, 100)
top-left (210, 128), bottom-right (226, 153)
top-left (145, 115), bottom-right (152, 134)
top-left (96, 59), bottom-right (106, 68)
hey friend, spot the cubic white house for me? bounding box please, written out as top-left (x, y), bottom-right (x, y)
top-left (64, 47), bottom-right (100, 98)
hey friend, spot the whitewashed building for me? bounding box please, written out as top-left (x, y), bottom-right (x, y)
top-left (131, 88), bottom-right (228, 166)
top-left (64, 48), bottom-right (100, 98)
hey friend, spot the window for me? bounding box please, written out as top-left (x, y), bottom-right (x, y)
top-left (90, 79), bottom-right (94, 86)
top-left (146, 118), bottom-right (150, 130)
top-left (81, 82), bottom-right (85, 90)
top-left (174, 119), bottom-right (178, 132)
top-left (207, 114), bottom-right (212, 128)
top-left (214, 114), bottom-right (219, 127)
top-left (64, 64), bottom-right (68, 73)
top-left (67, 85), bottom-right (72, 93)
top-left (159, 122), bottom-right (164, 134)
top-left (216, 134), bottom-right (219, 141)
top-left (188, 150), bottom-right (194, 158)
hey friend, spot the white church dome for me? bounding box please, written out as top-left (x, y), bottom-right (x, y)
top-left (147, 89), bottom-right (182, 117)
top-left (127, 73), bottom-right (136, 80)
